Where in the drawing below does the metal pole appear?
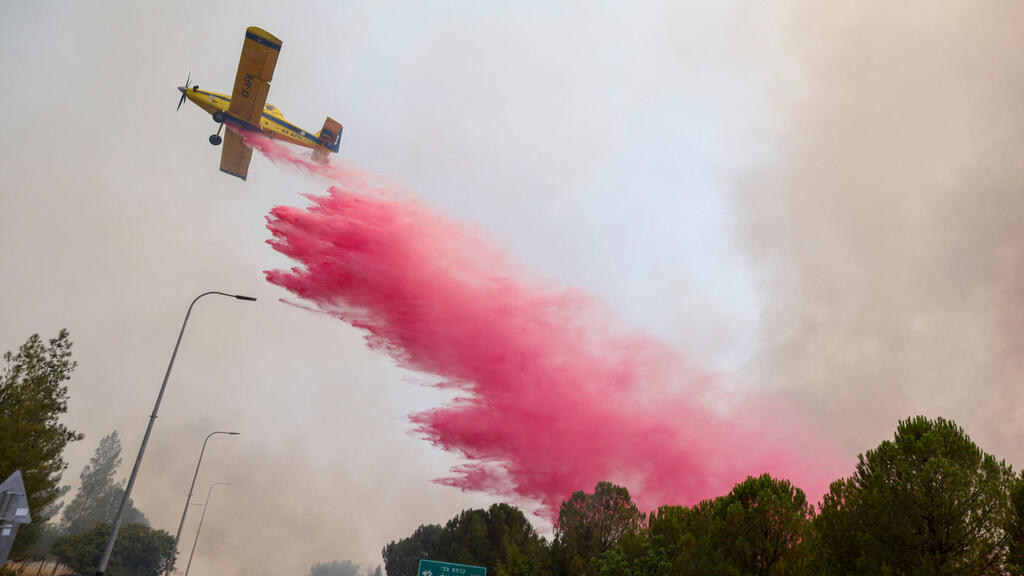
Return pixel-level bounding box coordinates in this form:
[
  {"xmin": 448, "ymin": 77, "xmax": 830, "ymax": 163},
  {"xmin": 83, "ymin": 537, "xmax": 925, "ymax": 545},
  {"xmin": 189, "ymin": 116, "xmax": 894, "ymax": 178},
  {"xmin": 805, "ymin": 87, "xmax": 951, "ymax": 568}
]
[
  {"xmin": 167, "ymin": 432, "xmax": 239, "ymax": 576},
  {"xmin": 183, "ymin": 483, "xmax": 231, "ymax": 576},
  {"xmin": 96, "ymin": 292, "xmax": 255, "ymax": 576}
]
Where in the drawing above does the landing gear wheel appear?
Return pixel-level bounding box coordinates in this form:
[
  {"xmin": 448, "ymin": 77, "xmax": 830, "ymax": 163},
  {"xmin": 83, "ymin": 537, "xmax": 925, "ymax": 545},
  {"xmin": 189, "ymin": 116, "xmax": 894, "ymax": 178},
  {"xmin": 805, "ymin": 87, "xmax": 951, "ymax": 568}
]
[
  {"xmin": 209, "ymin": 134, "xmax": 223, "ymax": 146},
  {"xmin": 212, "ymin": 111, "xmax": 225, "ymax": 123}
]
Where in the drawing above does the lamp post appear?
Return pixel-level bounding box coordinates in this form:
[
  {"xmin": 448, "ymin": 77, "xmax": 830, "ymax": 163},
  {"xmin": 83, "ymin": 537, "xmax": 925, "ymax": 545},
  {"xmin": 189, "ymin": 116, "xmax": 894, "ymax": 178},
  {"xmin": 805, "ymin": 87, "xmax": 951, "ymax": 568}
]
[
  {"xmin": 167, "ymin": 432, "xmax": 239, "ymax": 576},
  {"xmin": 96, "ymin": 292, "xmax": 255, "ymax": 576},
  {"xmin": 183, "ymin": 482, "xmax": 231, "ymax": 576}
]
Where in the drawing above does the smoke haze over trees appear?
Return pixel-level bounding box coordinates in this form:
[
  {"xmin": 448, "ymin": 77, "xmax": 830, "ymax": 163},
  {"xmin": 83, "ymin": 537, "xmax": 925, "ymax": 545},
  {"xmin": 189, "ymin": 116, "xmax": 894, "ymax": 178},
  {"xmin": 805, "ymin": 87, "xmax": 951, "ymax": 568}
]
[
  {"xmin": 309, "ymin": 560, "xmax": 382, "ymax": 576},
  {"xmin": 310, "ymin": 560, "xmax": 362, "ymax": 576},
  {"xmin": 61, "ymin": 430, "xmax": 148, "ymax": 536}
]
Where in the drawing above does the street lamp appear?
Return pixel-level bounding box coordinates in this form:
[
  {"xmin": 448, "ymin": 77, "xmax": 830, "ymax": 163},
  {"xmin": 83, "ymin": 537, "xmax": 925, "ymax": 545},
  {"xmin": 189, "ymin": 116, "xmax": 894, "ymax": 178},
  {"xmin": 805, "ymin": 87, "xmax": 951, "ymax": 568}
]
[
  {"xmin": 168, "ymin": 431, "xmax": 239, "ymax": 576},
  {"xmin": 183, "ymin": 482, "xmax": 231, "ymax": 576},
  {"xmin": 96, "ymin": 292, "xmax": 255, "ymax": 576}
]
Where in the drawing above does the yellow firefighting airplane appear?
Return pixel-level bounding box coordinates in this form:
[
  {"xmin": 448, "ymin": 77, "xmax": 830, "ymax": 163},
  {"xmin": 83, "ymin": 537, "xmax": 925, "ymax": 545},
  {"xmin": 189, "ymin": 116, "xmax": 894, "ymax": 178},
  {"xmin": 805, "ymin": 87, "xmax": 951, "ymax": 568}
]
[{"xmin": 177, "ymin": 27, "xmax": 342, "ymax": 181}]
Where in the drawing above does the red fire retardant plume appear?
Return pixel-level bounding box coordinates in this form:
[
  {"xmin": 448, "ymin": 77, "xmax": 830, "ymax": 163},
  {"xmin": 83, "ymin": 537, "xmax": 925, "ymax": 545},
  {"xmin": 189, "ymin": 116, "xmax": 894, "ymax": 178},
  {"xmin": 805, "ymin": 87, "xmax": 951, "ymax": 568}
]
[{"xmin": 246, "ymin": 132, "xmax": 843, "ymax": 518}]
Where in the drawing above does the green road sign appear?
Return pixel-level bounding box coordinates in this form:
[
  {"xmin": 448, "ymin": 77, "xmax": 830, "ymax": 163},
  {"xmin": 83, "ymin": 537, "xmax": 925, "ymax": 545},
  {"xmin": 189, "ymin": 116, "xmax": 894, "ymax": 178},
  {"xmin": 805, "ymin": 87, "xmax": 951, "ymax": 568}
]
[{"xmin": 417, "ymin": 559, "xmax": 486, "ymax": 576}]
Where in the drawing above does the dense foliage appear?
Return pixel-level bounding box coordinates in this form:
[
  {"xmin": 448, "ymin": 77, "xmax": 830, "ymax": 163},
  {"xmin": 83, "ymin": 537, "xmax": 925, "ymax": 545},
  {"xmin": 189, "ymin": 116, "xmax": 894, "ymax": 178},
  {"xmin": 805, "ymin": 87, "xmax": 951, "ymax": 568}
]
[
  {"xmin": 554, "ymin": 481, "xmax": 644, "ymax": 575},
  {"xmin": 1009, "ymin": 477, "xmax": 1024, "ymax": 576},
  {"xmin": 688, "ymin": 474, "xmax": 814, "ymax": 575},
  {"xmin": 0, "ymin": 330, "xmax": 83, "ymax": 558},
  {"xmin": 383, "ymin": 503, "xmax": 550, "ymax": 576},
  {"xmin": 51, "ymin": 522, "xmax": 174, "ymax": 576},
  {"xmin": 383, "ymin": 416, "xmax": 1024, "ymax": 576},
  {"xmin": 817, "ymin": 416, "xmax": 1018, "ymax": 575}
]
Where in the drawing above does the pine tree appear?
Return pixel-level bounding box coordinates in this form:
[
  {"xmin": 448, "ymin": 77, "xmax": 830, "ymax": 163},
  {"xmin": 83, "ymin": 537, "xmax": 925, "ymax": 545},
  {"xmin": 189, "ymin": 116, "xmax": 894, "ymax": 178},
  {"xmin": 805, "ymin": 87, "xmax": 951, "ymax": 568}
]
[
  {"xmin": 61, "ymin": 431, "xmax": 148, "ymax": 536},
  {"xmin": 817, "ymin": 416, "xmax": 1018, "ymax": 575},
  {"xmin": 0, "ymin": 330, "xmax": 83, "ymax": 558}
]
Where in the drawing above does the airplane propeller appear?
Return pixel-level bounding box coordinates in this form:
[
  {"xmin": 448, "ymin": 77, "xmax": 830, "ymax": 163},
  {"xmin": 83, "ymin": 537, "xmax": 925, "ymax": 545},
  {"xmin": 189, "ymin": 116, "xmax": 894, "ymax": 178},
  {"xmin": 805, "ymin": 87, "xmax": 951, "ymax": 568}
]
[{"xmin": 177, "ymin": 71, "xmax": 191, "ymax": 111}]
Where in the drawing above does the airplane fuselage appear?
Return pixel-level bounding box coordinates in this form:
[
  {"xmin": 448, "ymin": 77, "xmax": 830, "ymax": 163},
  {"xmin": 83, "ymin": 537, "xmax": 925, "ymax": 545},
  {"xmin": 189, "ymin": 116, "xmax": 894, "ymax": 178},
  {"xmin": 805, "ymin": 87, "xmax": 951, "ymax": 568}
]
[{"xmin": 180, "ymin": 86, "xmax": 323, "ymax": 150}]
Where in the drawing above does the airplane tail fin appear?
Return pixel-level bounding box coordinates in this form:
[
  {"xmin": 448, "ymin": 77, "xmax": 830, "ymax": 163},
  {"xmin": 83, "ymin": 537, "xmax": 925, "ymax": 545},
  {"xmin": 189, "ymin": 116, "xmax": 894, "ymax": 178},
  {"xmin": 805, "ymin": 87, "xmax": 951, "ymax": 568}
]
[{"xmin": 316, "ymin": 117, "xmax": 343, "ymax": 153}]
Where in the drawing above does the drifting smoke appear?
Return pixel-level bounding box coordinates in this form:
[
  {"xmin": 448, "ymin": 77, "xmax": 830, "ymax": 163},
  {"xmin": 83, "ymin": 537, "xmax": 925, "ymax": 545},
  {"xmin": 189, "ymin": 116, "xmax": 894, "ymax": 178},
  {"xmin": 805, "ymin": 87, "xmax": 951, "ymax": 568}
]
[
  {"xmin": 735, "ymin": 3, "xmax": 1024, "ymax": 459},
  {"xmin": 242, "ymin": 132, "xmax": 842, "ymax": 516}
]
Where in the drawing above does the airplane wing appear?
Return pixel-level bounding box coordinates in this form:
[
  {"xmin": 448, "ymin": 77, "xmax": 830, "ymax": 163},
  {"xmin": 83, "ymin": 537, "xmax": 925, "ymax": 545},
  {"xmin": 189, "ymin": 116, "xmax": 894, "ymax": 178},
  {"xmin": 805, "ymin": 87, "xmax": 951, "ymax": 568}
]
[
  {"xmin": 227, "ymin": 27, "xmax": 281, "ymax": 128},
  {"xmin": 219, "ymin": 129, "xmax": 253, "ymax": 181}
]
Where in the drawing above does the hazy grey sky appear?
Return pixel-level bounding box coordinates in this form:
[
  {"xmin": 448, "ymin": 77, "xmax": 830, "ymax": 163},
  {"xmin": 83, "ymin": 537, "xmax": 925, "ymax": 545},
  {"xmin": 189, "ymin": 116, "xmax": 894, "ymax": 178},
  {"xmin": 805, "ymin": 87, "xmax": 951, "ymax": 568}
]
[{"xmin": 2, "ymin": 1, "xmax": 1022, "ymax": 575}]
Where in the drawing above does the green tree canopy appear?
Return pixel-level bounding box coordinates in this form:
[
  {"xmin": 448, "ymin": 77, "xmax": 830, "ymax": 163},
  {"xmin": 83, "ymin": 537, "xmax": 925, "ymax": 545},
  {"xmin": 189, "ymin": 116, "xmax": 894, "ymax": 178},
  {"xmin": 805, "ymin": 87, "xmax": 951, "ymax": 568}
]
[
  {"xmin": 51, "ymin": 522, "xmax": 174, "ymax": 576},
  {"xmin": 61, "ymin": 431, "xmax": 148, "ymax": 536},
  {"xmin": 382, "ymin": 418, "xmax": 1022, "ymax": 576},
  {"xmin": 1008, "ymin": 474, "xmax": 1024, "ymax": 576},
  {"xmin": 691, "ymin": 474, "xmax": 815, "ymax": 576},
  {"xmin": 593, "ymin": 475, "xmax": 814, "ymax": 576},
  {"xmin": 816, "ymin": 415, "xmax": 1018, "ymax": 576},
  {"xmin": 592, "ymin": 505, "xmax": 699, "ymax": 576},
  {"xmin": 382, "ymin": 523, "xmax": 444, "ymax": 576},
  {"xmin": 554, "ymin": 481, "xmax": 643, "ymax": 575},
  {"xmin": 382, "ymin": 504, "xmax": 548, "ymax": 576},
  {"xmin": 0, "ymin": 330, "xmax": 83, "ymax": 558}
]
